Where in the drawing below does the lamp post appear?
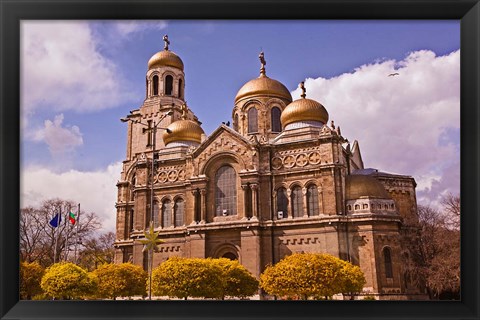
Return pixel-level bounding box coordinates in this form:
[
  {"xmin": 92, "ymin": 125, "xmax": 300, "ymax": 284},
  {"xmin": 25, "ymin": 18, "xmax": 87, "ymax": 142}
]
[{"xmin": 121, "ymin": 110, "xmax": 172, "ymax": 300}]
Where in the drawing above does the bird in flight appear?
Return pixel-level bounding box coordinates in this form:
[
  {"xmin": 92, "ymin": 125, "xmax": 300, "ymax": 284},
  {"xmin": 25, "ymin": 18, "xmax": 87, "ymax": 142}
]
[{"xmin": 388, "ymin": 72, "xmax": 400, "ymax": 77}]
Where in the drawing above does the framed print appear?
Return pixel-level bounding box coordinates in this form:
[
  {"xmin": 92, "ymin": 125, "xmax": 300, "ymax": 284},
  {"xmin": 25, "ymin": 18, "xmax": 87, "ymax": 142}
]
[{"xmin": 1, "ymin": 1, "xmax": 479, "ymax": 320}]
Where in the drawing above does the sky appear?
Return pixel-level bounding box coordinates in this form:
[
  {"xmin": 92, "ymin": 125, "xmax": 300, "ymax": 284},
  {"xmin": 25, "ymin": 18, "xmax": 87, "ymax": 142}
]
[{"xmin": 20, "ymin": 20, "xmax": 460, "ymax": 232}]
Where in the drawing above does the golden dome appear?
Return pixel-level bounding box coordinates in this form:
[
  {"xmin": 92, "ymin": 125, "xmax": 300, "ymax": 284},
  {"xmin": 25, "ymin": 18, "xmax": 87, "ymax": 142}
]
[
  {"xmin": 280, "ymin": 97, "xmax": 329, "ymax": 128},
  {"xmin": 345, "ymin": 175, "xmax": 391, "ymax": 200},
  {"xmin": 148, "ymin": 50, "xmax": 184, "ymax": 71},
  {"xmin": 163, "ymin": 119, "xmax": 204, "ymax": 145},
  {"xmin": 235, "ymin": 75, "xmax": 292, "ymax": 103}
]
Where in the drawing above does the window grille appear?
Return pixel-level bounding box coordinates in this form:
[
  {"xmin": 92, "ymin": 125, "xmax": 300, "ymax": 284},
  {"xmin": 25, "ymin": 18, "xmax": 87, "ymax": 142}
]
[{"xmin": 215, "ymin": 166, "xmax": 237, "ymax": 216}]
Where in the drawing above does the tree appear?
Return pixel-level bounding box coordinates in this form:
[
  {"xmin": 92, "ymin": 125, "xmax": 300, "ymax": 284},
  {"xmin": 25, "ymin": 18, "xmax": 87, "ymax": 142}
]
[
  {"xmin": 339, "ymin": 262, "xmax": 366, "ymax": 300},
  {"xmin": 20, "ymin": 199, "xmax": 102, "ymax": 267},
  {"xmin": 77, "ymin": 232, "xmax": 115, "ymax": 271},
  {"xmin": 401, "ymin": 194, "xmax": 460, "ymax": 299},
  {"xmin": 92, "ymin": 263, "xmax": 147, "ymax": 300},
  {"xmin": 210, "ymin": 258, "xmax": 259, "ymax": 299},
  {"xmin": 20, "ymin": 261, "xmax": 45, "ymax": 299},
  {"xmin": 138, "ymin": 224, "xmax": 164, "ymax": 300},
  {"xmin": 260, "ymin": 253, "xmax": 365, "ymax": 300},
  {"xmin": 40, "ymin": 262, "xmax": 97, "ymax": 299},
  {"xmin": 151, "ymin": 257, "xmax": 223, "ymax": 300}
]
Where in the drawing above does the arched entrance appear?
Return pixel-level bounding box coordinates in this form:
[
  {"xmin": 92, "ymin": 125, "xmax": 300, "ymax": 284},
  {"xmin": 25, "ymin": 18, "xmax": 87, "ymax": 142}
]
[{"xmin": 222, "ymin": 252, "xmax": 238, "ymax": 260}]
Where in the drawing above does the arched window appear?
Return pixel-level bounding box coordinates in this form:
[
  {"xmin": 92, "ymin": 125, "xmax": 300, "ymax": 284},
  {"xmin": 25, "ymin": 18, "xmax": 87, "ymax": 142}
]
[
  {"xmin": 363, "ymin": 203, "xmax": 368, "ymax": 209},
  {"xmin": 277, "ymin": 187, "xmax": 288, "ymax": 218},
  {"xmin": 244, "ymin": 184, "xmax": 252, "ymax": 219},
  {"xmin": 383, "ymin": 247, "xmax": 393, "ymax": 278},
  {"xmin": 165, "ymin": 75, "xmax": 173, "ymax": 95},
  {"xmin": 307, "ymin": 185, "xmax": 319, "ymax": 216},
  {"xmin": 153, "ymin": 201, "xmax": 160, "ymax": 228},
  {"xmin": 215, "ymin": 166, "xmax": 237, "ymax": 216},
  {"xmin": 355, "ymin": 204, "xmax": 360, "ymax": 210},
  {"xmin": 271, "ymin": 107, "xmax": 282, "ymax": 133},
  {"xmin": 174, "ymin": 198, "xmax": 185, "ymax": 227},
  {"xmin": 152, "ymin": 75, "xmax": 159, "ymax": 95},
  {"xmin": 291, "ymin": 186, "xmax": 303, "ymax": 218},
  {"xmin": 347, "ymin": 205, "xmax": 352, "ymax": 211},
  {"xmin": 178, "ymin": 78, "xmax": 183, "ymax": 98},
  {"xmin": 248, "ymin": 107, "xmax": 258, "ymax": 133},
  {"xmin": 162, "ymin": 199, "xmax": 172, "ymax": 227},
  {"xmin": 194, "ymin": 189, "xmax": 201, "ymax": 222}
]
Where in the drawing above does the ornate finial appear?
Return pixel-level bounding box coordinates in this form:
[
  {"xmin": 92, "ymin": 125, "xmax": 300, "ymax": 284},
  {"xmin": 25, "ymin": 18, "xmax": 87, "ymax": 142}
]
[
  {"xmin": 181, "ymin": 104, "xmax": 188, "ymax": 120},
  {"xmin": 300, "ymin": 81, "xmax": 306, "ymax": 98},
  {"xmin": 259, "ymin": 51, "xmax": 266, "ymax": 76},
  {"xmin": 163, "ymin": 34, "xmax": 170, "ymax": 51},
  {"xmin": 330, "ymin": 120, "xmax": 335, "ymax": 129}
]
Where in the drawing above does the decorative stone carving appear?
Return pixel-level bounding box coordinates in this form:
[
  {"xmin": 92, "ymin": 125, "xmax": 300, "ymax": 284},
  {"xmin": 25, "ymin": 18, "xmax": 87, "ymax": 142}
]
[
  {"xmin": 283, "ymin": 155, "xmax": 295, "ymax": 168},
  {"xmin": 296, "ymin": 154, "xmax": 308, "ymax": 167},
  {"xmin": 272, "ymin": 157, "xmax": 283, "ymax": 170},
  {"xmin": 308, "ymin": 151, "xmax": 321, "ymax": 165}
]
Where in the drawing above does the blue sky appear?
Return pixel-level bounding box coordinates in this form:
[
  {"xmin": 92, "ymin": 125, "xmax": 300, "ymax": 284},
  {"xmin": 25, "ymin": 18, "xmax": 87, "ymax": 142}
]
[{"xmin": 20, "ymin": 20, "xmax": 460, "ymax": 231}]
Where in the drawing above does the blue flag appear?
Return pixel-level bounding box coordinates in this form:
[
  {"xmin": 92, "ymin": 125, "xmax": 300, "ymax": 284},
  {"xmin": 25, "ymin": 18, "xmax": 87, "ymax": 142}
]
[{"xmin": 49, "ymin": 213, "xmax": 62, "ymax": 228}]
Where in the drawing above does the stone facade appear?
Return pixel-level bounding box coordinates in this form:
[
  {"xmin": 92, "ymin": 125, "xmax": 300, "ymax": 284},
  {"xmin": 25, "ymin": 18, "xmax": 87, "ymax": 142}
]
[{"xmin": 114, "ymin": 41, "xmax": 426, "ymax": 300}]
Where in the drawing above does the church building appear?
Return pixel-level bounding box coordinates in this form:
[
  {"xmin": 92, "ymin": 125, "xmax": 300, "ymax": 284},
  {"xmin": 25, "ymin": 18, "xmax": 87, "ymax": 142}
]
[{"xmin": 114, "ymin": 36, "xmax": 423, "ymax": 299}]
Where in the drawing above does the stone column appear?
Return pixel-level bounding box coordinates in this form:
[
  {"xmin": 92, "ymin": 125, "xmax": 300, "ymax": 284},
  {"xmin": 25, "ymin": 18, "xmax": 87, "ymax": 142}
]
[
  {"xmin": 272, "ymin": 190, "xmax": 277, "ymax": 220},
  {"xmin": 200, "ymin": 189, "xmax": 207, "ymax": 223},
  {"xmin": 251, "ymin": 183, "xmax": 259, "ymax": 220},
  {"xmin": 170, "ymin": 200, "xmax": 175, "ymax": 228},
  {"xmin": 302, "ymin": 187, "xmax": 308, "ymax": 217}
]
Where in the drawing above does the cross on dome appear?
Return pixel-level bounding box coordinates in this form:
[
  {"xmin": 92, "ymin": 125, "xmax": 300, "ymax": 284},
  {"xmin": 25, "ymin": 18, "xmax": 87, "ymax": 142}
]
[
  {"xmin": 163, "ymin": 34, "xmax": 170, "ymax": 50},
  {"xmin": 259, "ymin": 51, "xmax": 266, "ymax": 76},
  {"xmin": 300, "ymin": 81, "xmax": 306, "ymax": 98}
]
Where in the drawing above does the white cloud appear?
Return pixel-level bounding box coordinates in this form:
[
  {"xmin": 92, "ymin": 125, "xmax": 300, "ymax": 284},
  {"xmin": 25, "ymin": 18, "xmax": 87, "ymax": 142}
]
[
  {"xmin": 20, "ymin": 21, "xmax": 136, "ymax": 115},
  {"xmin": 113, "ymin": 20, "xmax": 168, "ymax": 37},
  {"xmin": 31, "ymin": 114, "xmax": 83, "ymax": 155},
  {"xmin": 294, "ymin": 50, "xmax": 460, "ymax": 206},
  {"xmin": 21, "ymin": 162, "xmax": 122, "ymax": 233}
]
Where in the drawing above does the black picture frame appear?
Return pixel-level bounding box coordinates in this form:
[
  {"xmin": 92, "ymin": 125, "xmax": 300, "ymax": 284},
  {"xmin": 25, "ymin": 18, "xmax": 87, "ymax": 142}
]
[{"xmin": 1, "ymin": 1, "xmax": 478, "ymax": 319}]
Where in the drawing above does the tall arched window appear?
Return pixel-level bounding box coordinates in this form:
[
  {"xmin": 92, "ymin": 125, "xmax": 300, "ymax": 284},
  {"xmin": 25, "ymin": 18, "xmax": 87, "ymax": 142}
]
[
  {"xmin": 277, "ymin": 187, "xmax": 288, "ymax": 218},
  {"xmin": 307, "ymin": 184, "xmax": 319, "ymax": 216},
  {"xmin": 383, "ymin": 247, "xmax": 393, "ymax": 278},
  {"xmin": 244, "ymin": 184, "xmax": 252, "ymax": 219},
  {"xmin": 165, "ymin": 75, "xmax": 173, "ymax": 95},
  {"xmin": 174, "ymin": 198, "xmax": 185, "ymax": 227},
  {"xmin": 153, "ymin": 201, "xmax": 160, "ymax": 228},
  {"xmin": 271, "ymin": 107, "xmax": 282, "ymax": 133},
  {"xmin": 194, "ymin": 189, "xmax": 201, "ymax": 222},
  {"xmin": 178, "ymin": 78, "xmax": 183, "ymax": 98},
  {"xmin": 152, "ymin": 75, "xmax": 159, "ymax": 96},
  {"xmin": 215, "ymin": 165, "xmax": 237, "ymax": 216},
  {"xmin": 162, "ymin": 199, "xmax": 172, "ymax": 227},
  {"xmin": 291, "ymin": 186, "xmax": 303, "ymax": 218},
  {"xmin": 248, "ymin": 107, "xmax": 258, "ymax": 133}
]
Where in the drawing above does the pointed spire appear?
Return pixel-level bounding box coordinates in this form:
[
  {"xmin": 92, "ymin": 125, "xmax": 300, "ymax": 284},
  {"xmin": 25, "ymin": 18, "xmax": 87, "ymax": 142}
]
[
  {"xmin": 163, "ymin": 34, "xmax": 170, "ymax": 51},
  {"xmin": 259, "ymin": 51, "xmax": 266, "ymax": 77},
  {"xmin": 300, "ymin": 81, "xmax": 306, "ymax": 98}
]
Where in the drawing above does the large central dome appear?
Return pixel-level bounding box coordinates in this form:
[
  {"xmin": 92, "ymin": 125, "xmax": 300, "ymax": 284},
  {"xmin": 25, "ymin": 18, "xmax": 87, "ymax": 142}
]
[
  {"xmin": 235, "ymin": 74, "xmax": 292, "ymax": 103},
  {"xmin": 148, "ymin": 50, "xmax": 184, "ymax": 71}
]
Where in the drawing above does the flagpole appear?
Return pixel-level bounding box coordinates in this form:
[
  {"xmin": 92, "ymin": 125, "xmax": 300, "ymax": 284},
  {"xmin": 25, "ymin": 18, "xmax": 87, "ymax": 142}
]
[
  {"xmin": 53, "ymin": 213, "xmax": 60, "ymax": 264},
  {"xmin": 74, "ymin": 203, "xmax": 80, "ymax": 264},
  {"xmin": 63, "ymin": 206, "xmax": 70, "ymax": 262}
]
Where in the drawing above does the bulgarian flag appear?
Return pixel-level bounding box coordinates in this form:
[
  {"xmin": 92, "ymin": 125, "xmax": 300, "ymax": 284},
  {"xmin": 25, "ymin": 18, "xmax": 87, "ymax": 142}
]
[{"xmin": 69, "ymin": 212, "xmax": 77, "ymax": 225}]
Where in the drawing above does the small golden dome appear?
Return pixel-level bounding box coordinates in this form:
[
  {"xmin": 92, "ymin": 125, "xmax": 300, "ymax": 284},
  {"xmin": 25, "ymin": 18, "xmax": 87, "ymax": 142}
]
[
  {"xmin": 163, "ymin": 119, "xmax": 204, "ymax": 145},
  {"xmin": 280, "ymin": 97, "xmax": 329, "ymax": 128},
  {"xmin": 234, "ymin": 75, "xmax": 292, "ymax": 103},
  {"xmin": 148, "ymin": 50, "xmax": 184, "ymax": 71},
  {"xmin": 345, "ymin": 175, "xmax": 391, "ymax": 200}
]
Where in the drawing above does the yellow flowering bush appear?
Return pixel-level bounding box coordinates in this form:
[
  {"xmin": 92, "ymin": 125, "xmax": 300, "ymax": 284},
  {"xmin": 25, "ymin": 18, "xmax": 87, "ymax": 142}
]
[
  {"xmin": 40, "ymin": 262, "xmax": 97, "ymax": 299},
  {"xmin": 92, "ymin": 263, "xmax": 147, "ymax": 300}
]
